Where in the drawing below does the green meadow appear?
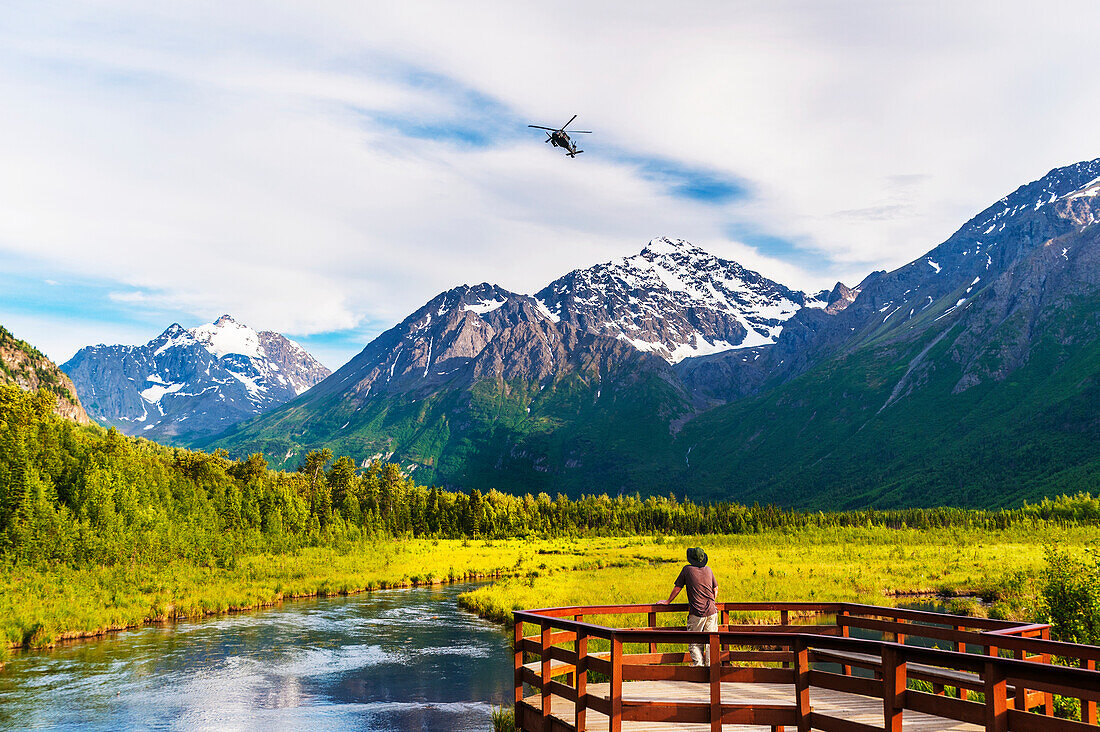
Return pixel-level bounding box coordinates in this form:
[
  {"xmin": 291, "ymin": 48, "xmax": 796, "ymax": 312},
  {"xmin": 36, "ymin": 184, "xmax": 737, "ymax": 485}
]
[
  {"xmin": 0, "ymin": 536, "xmax": 669, "ymax": 651},
  {"xmin": 459, "ymin": 525, "xmax": 1093, "ymax": 629}
]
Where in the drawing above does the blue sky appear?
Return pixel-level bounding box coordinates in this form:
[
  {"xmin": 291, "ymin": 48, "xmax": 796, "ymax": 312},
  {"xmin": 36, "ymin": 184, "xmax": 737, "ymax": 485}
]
[{"xmin": 2, "ymin": 2, "xmax": 1100, "ymax": 368}]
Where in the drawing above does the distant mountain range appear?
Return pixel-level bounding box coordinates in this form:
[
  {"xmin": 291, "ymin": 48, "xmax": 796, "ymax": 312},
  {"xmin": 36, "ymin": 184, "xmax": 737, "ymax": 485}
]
[
  {"xmin": 190, "ymin": 240, "xmax": 839, "ymax": 481},
  {"xmin": 62, "ymin": 315, "xmax": 330, "ymax": 442},
  {"xmin": 57, "ymin": 157, "xmax": 1100, "ymax": 509},
  {"xmin": 0, "ymin": 325, "xmax": 91, "ymax": 424}
]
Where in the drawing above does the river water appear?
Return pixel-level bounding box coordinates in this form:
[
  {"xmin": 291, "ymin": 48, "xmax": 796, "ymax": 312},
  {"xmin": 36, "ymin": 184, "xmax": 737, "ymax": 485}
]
[{"xmin": 0, "ymin": 584, "xmax": 512, "ymax": 731}]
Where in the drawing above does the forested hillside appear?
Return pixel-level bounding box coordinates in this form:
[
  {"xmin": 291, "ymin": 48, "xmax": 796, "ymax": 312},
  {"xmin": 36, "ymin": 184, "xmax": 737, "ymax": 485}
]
[{"xmin": 5, "ymin": 384, "xmax": 1100, "ymax": 572}]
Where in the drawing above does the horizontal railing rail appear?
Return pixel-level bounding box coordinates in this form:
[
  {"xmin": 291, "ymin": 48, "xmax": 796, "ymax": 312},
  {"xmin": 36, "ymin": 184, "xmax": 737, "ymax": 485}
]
[{"xmin": 514, "ymin": 601, "xmax": 1100, "ymax": 732}]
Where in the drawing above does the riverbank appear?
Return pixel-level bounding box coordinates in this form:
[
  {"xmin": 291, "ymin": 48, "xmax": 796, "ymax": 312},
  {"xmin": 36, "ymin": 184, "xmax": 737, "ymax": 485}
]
[
  {"xmin": 6, "ymin": 524, "xmax": 1088, "ymax": 656},
  {"xmin": 1, "ymin": 536, "xmax": 670, "ymax": 652},
  {"xmin": 458, "ymin": 525, "xmax": 1088, "ymax": 626}
]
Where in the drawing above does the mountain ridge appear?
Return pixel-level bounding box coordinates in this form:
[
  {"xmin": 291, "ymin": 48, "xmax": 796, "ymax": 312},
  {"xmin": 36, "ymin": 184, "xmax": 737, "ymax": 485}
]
[
  {"xmin": 188, "ymin": 157, "xmax": 1100, "ymax": 507},
  {"xmin": 63, "ymin": 315, "xmax": 330, "ymax": 442}
]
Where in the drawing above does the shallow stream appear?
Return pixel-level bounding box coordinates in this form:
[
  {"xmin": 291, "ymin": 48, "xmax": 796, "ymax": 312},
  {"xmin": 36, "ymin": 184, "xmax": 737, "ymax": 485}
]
[{"xmin": 0, "ymin": 583, "xmax": 512, "ymax": 731}]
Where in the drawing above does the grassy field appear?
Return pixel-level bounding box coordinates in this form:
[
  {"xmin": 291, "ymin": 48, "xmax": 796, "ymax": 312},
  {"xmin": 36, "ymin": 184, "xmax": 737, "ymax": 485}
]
[
  {"xmin": 4, "ymin": 523, "xmax": 1088, "ymax": 658},
  {"xmin": 458, "ymin": 525, "xmax": 1091, "ymax": 629},
  {"xmin": 0, "ymin": 536, "xmax": 671, "ymax": 652}
]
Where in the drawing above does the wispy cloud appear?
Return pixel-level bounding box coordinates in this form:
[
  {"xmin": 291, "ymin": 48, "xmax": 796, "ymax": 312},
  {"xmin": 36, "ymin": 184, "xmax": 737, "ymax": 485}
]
[{"xmin": 2, "ymin": 1, "xmax": 1100, "ymax": 368}]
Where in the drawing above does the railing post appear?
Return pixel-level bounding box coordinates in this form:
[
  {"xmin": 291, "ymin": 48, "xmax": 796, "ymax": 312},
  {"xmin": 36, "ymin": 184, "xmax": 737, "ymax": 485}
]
[
  {"xmin": 541, "ymin": 621, "xmax": 553, "ymax": 728},
  {"xmin": 575, "ymin": 626, "xmax": 587, "ymax": 732},
  {"xmin": 610, "ymin": 634, "xmax": 622, "ymax": 732},
  {"xmin": 1013, "ymin": 647, "xmax": 1027, "ymax": 711},
  {"xmin": 882, "ymin": 645, "xmax": 905, "ymax": 732},
  {"xmin": 794, "ymin": 636, "xmax": 811, "ymax": 732},
  {"xmin": 1040, "ymin": 626, "xmax": 1053, "ymax": 714},
  {"xmin": 515, "ymin": 617, "xmax": 524, "ymax": 706},
  {"xmin": 780, "ymin": 609, "xmax": 791, "ymax": 670},
  {"xmin": 838, "ymin": 609, "xmax": 851, "ymax": 676},
  {"xmin": 721, "ymin": 606, "xmax": 729, "ymax": 656},
  {"xmin": 1083, "ymin": 658, "xmax": 1097, "ymax": 724},
  {"xmin": 710, "ymin": 632, "xmax": 721, "ymax": 732},
  {"xmin": 955, "ymin": 625, "xmax": 968, "ymax": 700},
  {"xmin": 984, "ymin": 658, "xmax": 1007, "ymax": 732},
  {"xmin": 648, "ymin": 610, "xmax": 657, "ymax": 654}
]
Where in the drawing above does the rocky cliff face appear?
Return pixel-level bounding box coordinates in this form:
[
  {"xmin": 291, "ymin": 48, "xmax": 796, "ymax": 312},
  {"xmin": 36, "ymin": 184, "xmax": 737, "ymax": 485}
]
[
  {"xmin": 0, "ymin": 326, "xmax": 92, "ymax": 424},
  {"xmin": 537, "ymin": 237, "xmax": 824, "ymax": 362},
  {"xmin": 63, "ymin": 315, "xmax": 330, "ymax": 442}
]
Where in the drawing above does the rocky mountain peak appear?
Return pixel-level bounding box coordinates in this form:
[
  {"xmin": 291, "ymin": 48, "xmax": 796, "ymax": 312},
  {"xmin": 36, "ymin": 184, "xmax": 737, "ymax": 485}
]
[
  {"xmin": 62, "ymin": 316, "xmax": 330, "ymax": 442},
  {"xmin": 537, "ymin": 238, "xmax": 817, "ymax": 363},
  {"xmin": 963, "ymin": 157, "xmax": 1100, "ymax": 238}
]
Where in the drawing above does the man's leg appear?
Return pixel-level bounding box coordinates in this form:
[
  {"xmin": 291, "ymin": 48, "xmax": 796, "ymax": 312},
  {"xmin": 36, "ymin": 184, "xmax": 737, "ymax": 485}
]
[
  {"xmin": 686, "ymin": 614, "xmax": 706, "ymax": 666},
  {"xmin": 702, "ymin": 612, "xmax": 719, "ymax": 665}
]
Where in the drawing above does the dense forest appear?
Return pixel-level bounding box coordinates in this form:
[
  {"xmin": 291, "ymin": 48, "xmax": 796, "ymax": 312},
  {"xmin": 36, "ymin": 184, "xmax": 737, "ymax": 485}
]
[{"xmin": 3, "ymin": 384, "xmax": 1100, "ymax": 569}]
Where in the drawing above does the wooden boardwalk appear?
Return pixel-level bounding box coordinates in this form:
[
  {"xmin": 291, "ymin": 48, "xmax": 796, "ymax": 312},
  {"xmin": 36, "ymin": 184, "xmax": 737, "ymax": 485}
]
[
  {"xmin": 512, "ymin": 601, "xmax": 1100, "ymax": 731},
  {"xmin": 524, "ymin": 680, "xmax": 982, "ymax": 730}
]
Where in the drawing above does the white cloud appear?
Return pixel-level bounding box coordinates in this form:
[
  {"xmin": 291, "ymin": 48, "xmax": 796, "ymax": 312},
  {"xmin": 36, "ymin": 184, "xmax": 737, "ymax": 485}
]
[{"xmin": 2, "ymin": 1, "xmax": 1099, "ymax": 366}]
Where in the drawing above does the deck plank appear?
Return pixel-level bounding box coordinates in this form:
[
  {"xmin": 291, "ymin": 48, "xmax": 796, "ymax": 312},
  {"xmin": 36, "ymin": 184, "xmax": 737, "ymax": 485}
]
[{"xmin": 524, "ymin": 679, "xmax": 982, "ymax": 731}]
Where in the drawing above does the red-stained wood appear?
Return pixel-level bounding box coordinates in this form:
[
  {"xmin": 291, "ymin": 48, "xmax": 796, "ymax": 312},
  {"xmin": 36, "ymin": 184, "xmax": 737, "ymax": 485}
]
[
  {"xmin": 905, "ymin": 689, "xmax": 985, "ymax": 725},
  {"xmin": 541, "ymin": 621, "xmax": 553, "ymax": 729},
  {"xmin": 1085, "ymin": 658, "xmax": 1098, "ymax": 724},
  {"xmin": 610, "ymin": 636, "xmax": 622, "ymax": 732},
  {"xmin": 709, "ymin": 634, "xmax": 721, "ymax": 732},
  {"xmin": 882, "ymin": 645, "xmax": 905, "ymax": 732},
  {"xmin": 515, "ymin": 600, "xmax": 1100, "ymax": 732},
  {"xmin": 984, "ymin": 659, "xmax": 1008, "ymax": 732},
  {"xmin": 1043, "ymin": 625, "xmax": 1056, "ymax": 715},
  {"xmin": 574, "ymin": 628, "xmax": 587, "ymax": 732},
  {"xmin": 838, "ymin": 609, "xmax": 852, "ymax": 677},
  {"xmin": 515, "ymin": 617, "xmax": 525, "ymax": 705},
  {"xmin": 793, "ymin": 637, "xmax": 811, "ymax": 732}
]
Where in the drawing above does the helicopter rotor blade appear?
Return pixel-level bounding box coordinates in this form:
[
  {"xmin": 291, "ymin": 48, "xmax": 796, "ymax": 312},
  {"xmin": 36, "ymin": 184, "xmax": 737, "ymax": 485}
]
[
  {"xmin": 569, "ymin": 130, "xmax": 592, "ymax": 134},
  {"xmin": 561, "ymin": 114, "xmax": 578, "ymax": 130},
  {"xmin": 528, "ymin": 125, "xmax": 557, "ymax": 131}
]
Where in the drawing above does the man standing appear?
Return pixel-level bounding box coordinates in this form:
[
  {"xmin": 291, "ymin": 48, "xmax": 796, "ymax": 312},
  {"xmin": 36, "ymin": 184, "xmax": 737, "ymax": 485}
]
[{"xmin": 658, "ymin": 547, "xmax": 719, "ymax": 666}]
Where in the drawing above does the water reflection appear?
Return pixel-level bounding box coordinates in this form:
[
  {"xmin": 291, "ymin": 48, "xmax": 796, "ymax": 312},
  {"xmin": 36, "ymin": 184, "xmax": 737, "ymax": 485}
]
[{"xmin": 0, "ymin": 584, "xmax": 511, "ymax": 731}]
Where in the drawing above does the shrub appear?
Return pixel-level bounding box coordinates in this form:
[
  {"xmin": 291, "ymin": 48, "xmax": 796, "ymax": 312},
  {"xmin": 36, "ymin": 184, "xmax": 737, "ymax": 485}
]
[{"xmin": 1041, "ymin": 546, "xmax": 1100, "ymax": 645}]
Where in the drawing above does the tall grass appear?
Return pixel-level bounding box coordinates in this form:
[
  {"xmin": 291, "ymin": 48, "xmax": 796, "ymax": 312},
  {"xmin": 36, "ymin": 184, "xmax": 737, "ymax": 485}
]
[
  {"xmin": 459, "ymin": 525, "xmax": 1092, "ymax": 628},
  {"xmin": 0, "ymin": 536, "xmax": 666, "ymax": 648}
]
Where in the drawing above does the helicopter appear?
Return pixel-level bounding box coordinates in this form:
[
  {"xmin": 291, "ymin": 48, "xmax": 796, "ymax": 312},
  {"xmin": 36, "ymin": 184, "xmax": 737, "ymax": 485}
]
[{"xmin": 528, "ymin": 115, "xmax": 591, "ymax": 157}]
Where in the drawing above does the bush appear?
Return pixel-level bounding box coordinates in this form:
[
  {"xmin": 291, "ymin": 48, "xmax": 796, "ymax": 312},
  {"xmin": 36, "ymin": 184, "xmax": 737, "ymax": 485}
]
[{"xmin": 1041, "ymin": 546, "xmax": 1100, "ymax": 644}]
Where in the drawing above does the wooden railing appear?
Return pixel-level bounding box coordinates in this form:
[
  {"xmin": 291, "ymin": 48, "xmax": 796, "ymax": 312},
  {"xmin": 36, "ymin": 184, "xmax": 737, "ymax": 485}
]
[{"xmin": 512, "ymin": 601, "xmax": 1100, "ymax": 731}]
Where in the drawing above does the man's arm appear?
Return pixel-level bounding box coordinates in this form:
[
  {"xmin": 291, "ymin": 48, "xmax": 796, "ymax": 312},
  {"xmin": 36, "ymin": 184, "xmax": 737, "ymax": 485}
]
[{"xmin": 657, "ymin": 585, "xmax": 682, "ymax": 605}]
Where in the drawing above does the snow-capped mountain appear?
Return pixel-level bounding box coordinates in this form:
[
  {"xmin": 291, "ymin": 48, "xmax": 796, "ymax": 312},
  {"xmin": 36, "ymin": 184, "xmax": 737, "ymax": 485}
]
[
  {"xmin": 62, "ymin": 315, "xmax": 330, "ymax": 441},
  {"xmin": 207, "ymin": 156, "xmax": 1100, "ymax": 508},
  {"xmin": 307, "ymin": 281, "xmax": 660, "ymax": 405},
  {"xmin": 537, "ymin": 237, "xmax": 825, "ymax": 363},
  {"xmin": 760, "ymin": 157, "xmax": 1100, "ymax": 387}
]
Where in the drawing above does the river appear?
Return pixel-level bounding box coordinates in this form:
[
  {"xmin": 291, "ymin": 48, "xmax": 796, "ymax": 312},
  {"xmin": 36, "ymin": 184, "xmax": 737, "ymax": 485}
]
[{"xmin": 0, "ymin": 584, "xmax": 512, "ymax": 731}]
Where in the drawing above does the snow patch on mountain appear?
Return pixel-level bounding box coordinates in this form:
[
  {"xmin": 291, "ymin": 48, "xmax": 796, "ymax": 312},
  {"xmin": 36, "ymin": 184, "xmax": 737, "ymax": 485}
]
[
  {"xmin": 63, "ymin": 315, "xmax": 331, "ymax": 441},
  {"xmin": 536, "ymin": 237, "xmax": 817, "ymax": 363}
]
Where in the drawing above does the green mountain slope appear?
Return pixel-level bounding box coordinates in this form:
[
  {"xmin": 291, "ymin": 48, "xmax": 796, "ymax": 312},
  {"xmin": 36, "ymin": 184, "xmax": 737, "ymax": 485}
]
[
  {"xmin": 201, "ymin": 368, "xmax": 689, "ymax": 495},
  {"xmin": 680, "ymin": 238, "xmax": 1100, "ymax": 508}
]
